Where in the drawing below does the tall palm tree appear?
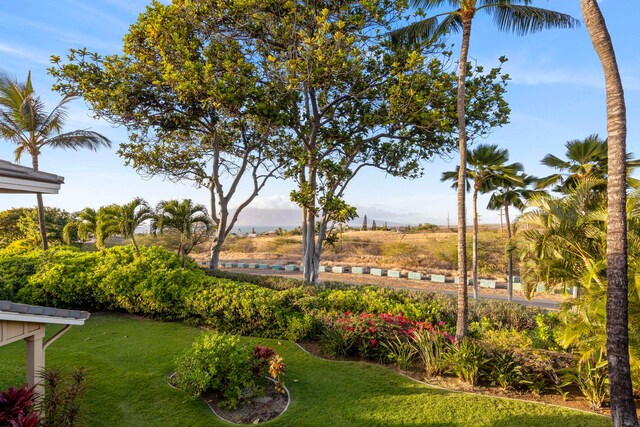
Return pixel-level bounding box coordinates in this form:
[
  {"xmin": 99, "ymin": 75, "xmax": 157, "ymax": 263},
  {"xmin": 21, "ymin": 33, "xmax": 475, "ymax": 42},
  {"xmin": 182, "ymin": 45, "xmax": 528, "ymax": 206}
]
[
  {"xmin": 580, "ymin": 0, "xmax": 639, "ymax": 424},
  {"xmin": 442, "ymin": 144, "xmax": 521, "ymax": 300},
  {"xmin": 487, "ymin": 172, "xmax": 535, "ymax": 302},
  {"xmin": 0, "ymin": 72, "xmax": 111, "ymax": 250},
  {"xmin": 100, "ymin": 198, "xmax": 154, "ymax": 255},
  {"xmin": 152, "ymin": 199, "xmax": 212, "ymax": 267},
  {"xmin": 392, "ymin": 0, "xmax": 578, "ymax": 340}
]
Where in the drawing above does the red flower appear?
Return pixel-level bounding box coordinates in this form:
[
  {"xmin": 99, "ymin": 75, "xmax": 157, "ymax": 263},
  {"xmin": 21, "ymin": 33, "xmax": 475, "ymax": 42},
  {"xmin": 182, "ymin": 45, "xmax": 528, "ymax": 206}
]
[
  {"xmin": 370, "ymin": 339, "xmax": 378, "ymax": 346},
  {"xmin": 369, "ymin": 327, "xmax": 376, "ymax": 333}
]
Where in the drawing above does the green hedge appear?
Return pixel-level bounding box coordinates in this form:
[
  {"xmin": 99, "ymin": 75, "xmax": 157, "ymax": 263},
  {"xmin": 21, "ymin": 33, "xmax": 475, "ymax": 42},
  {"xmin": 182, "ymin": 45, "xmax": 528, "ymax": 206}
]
[{"xmin": 1, "ymin": 246, "xmax": 547, "ymax": 341}]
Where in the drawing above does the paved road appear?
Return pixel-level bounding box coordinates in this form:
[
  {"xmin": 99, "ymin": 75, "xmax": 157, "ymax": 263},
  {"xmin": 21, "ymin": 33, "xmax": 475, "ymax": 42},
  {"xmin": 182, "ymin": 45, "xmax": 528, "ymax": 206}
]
[{"xmin": 219, "ymin": 267, "xmax": 561, "ymax": 310}]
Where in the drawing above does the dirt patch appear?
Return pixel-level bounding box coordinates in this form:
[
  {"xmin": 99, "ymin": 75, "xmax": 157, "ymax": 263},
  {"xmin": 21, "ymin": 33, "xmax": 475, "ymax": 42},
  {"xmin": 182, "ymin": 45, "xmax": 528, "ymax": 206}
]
[{"xmin": 203, "ymin": 378, "xmax": 289, "ymax": 425}]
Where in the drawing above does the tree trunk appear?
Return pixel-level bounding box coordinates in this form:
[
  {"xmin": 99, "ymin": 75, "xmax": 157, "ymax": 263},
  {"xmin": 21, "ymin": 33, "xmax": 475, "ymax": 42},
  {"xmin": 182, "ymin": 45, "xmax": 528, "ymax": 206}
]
[
  {"xmin": 472, "ymin": 187, "xmax": 479, "ymax": 300},
  {"xmin": 581, "ymin": 1, "xmax": 638, "ymax": 425},
  {"xmin": 31, "ymin": 156, "xmax": 49, "ymax": 250},
  {"xmin": 131, "ymin": 235, "xmax": 140, "ymax": 255},
  {"xmin": 302, "ymin": 167, "xmax": 318, "ymax": 283},
  {"xmin": 455, "ymin": 16, "xmax": 472, "ymax": 341},
  {"xmin": 302, "ymin": 208, "xmax": 316, "ymax": 283},
  {"xmin": 209, "ymin": 207, "xmax": 228, "ymax": 270},
  {"xmin": 505, "ymin": 203, "xmax": 513, "ymax": 303}
]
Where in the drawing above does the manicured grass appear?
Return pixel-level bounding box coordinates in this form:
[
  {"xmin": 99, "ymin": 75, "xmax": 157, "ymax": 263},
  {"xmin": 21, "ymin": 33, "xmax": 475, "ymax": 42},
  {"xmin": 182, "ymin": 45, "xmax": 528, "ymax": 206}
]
[{"xmin": 0, "ymin": 314, "xmax": 611, "ymax": 426}]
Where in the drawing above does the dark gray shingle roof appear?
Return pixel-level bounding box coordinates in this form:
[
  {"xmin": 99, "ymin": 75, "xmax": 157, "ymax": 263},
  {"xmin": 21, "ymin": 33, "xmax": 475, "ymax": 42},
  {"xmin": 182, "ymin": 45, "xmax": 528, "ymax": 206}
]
[
  {"xmin": 0, "ymin": 160, "xmax": 65, "ymax": 185},
  {"xmin": 0, "ymin": 301, "xmax": 89, "ymax": 321}
]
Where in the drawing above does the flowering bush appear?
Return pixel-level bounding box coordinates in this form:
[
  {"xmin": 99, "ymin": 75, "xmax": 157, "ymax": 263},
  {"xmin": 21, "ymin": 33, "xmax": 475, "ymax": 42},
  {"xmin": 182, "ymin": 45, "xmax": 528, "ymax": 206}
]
[{"xmin": 323, "ymin": 312, "xmax": 454, "ymax": 361}]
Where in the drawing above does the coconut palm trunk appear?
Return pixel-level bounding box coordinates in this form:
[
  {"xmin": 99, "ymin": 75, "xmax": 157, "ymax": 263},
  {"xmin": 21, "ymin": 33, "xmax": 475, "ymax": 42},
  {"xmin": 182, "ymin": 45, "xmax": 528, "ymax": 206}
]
[
  {"xmin": 504, "ymin": 203, "xmax": 513, "ymax": 302},
  {"xmin": 472, "ymin": 184, "xmax": 479, "ymax": 300},
  {"xmin": 455, "ymin": 16, "xmax": 472, "ymax": 341},
  {"xmin": 580, "ymin": 1, "xmax": 638, "ymax": 425},
  {"xmin": 31, "ymin": 155, "xmax": 49, "ymax": 250}
]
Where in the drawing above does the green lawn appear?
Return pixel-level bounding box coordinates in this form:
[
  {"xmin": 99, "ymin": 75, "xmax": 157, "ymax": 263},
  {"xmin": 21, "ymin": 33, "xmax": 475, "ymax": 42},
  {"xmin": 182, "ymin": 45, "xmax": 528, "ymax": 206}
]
[{"xmin": 0, "ymin": 314, "xmax": 611, "ymax": 426}]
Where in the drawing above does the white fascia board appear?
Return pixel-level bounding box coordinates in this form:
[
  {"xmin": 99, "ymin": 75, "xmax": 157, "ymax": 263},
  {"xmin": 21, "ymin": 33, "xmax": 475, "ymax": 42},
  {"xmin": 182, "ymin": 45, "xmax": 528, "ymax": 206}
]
[
  {"xmin": 0, "ymin": 176, "xmax": 61, "ymax": 194},
  {"xmin": 0, "ymin": 312, "xmax": 86, "ymax": 326}
]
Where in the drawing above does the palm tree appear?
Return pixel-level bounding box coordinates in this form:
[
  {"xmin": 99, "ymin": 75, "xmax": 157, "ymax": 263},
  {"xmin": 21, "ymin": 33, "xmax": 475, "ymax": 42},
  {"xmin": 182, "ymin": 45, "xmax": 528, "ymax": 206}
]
[
  {"xmin": 152, "ymin": 199, "xmax": 212, "ymax": 267},
  {"xmin": 442, "ymin": 144, "xmax": 521, "ymax": 300},
  {"xmin": 392, "ymin": 0, "xmax": 578, "ymax": 340},
  {"xmin": 63, "ymin": 207, "xmax": 99, "ymax": 246},
  {"xmin": 0, "ymin": 71, "xmax": 111, "ymax": 250},
  {"xmin": 487, "ymin": 172, "xmax": 536, "ymax": 302},
  {"xmin": 100, "ymin": 198, "xmax": 154, "ymax": 255},
  {"xmin": 580, "ymin": 0, "xmax": 639, "ymax": 424},
  {"xmin": 537, "ymin": 134, "xmax": 640, "ymax": 194}
]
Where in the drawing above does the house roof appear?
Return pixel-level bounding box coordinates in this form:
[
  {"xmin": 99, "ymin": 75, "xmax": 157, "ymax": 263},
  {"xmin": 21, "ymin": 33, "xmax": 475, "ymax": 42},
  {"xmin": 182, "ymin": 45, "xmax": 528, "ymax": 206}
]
[
  {"xmin": 0, "ymin": 160, "xmax": 65, "ymax": 194},
  {"xmin": 0, "ymin": 301, "xmax": 90, "ymax": 325}
]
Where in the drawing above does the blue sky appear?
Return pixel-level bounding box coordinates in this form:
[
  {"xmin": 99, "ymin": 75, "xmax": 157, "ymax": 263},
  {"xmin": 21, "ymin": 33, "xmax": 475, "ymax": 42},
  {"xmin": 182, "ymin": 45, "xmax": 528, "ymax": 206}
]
[{"xmin": 0, "ymin": 0, "xmax": 638, "ymax": 226}]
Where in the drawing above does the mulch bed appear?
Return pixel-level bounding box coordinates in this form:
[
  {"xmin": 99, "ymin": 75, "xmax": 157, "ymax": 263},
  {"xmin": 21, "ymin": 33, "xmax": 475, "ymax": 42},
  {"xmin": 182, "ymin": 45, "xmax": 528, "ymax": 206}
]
[{"xmin": 202, "ymin": 378, "xmax": 289, "ymax": 425}]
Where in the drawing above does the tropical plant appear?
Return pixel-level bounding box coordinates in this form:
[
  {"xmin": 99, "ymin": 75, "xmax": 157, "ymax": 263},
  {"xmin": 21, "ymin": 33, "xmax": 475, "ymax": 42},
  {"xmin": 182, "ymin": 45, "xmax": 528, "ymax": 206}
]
[
  {"xmin": 152, "ymin": 199, "xmax": 211, "ymax": 267},
  {"xmin": 0, "ymin": 384, "xmax": 38, "ymax": 426},
  {"xmin": 580, "ymin": 1, "xmax": 637, "ymax": 421},
  {"xmin": 487, "ymin": 351, "xmax": 522, "ymax": 390},
  {"xmin": 381, "ymin": 335, "xmax": 418, "ymax": 370},
  {"xmin": 487, "ymin": 171, "xmax": 537, "ymax": 301},
  {"xmin": 442, "ymin": 144, "xmax": 522, "ymax": 299},
  {"xmin": 63, "ymin": 208, "xmax": 99, "ymax": 246},
  {"xmin": 392, "ymin": 0, "xmax": 577, "ymax": 340},
  {"xmin": 412, "ymin": 326, "xmax": 453, "ymax": 376},
  {"xmin": 537, "ymin": 134, "xmax": 640, "ymax": 194},
  {"xmin": 0, "ymin": 71, "xmax": 111, "ymax": 250},
  {"xmin": 563, "ymin": 349, "xmax": 609, "ymax": 411},
  {"xmin": 446, "ymin": 338, "xmax": 488, "ymax": 387},
  {"xmin": 99, "ymin": 198, "xmax": 154, "ymax": 255},
  {"xmin": 39, "ymin": 368, "xmax": 86, "ymax": 427}
]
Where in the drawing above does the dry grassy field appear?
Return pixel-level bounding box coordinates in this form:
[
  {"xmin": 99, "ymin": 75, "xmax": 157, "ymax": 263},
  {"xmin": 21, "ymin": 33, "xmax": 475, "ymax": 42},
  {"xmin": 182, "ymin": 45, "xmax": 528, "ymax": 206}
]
[{"xmin": 200, "ymin": 226, "xmax": 511, "ymax": 280}]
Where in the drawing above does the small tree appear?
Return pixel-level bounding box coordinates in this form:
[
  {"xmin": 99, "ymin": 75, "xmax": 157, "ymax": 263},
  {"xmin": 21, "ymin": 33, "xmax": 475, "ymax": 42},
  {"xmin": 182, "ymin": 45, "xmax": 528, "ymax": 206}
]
[
  {"xmin": 362, "ymin": 215, "xmax": 368, "ymax": 232},
  {"xmin": 100, "ymin": 198, "xmax": 154, "ymax": 255},
  {"xmin": 152, "ymin": 199, "xmax": 212, "ymax": 267},
  {"xmin": 371, "ymin": 220, "xmax": 377, "ymax": 231}
]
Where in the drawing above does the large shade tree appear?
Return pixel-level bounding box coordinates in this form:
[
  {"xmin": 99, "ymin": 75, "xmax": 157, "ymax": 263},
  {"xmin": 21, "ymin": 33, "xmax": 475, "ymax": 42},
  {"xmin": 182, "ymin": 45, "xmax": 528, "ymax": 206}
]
[
  {"xmin": 392, "ymin": 0, "xmax": 578, "ymax": 340},
  {"xmin": 0, "ymin": 72, "xmax": 111, "ymax": 250},
  {"xmin": 580, "ymin": 0, "xmax": 639, "ymax": 424},
  {"xmin": 180, "ymin": 0, "xmax": 510, "ymax": 283},
  {"xmin": 50, "ymin": 1, "xmax": 288, "ymax": 269}
]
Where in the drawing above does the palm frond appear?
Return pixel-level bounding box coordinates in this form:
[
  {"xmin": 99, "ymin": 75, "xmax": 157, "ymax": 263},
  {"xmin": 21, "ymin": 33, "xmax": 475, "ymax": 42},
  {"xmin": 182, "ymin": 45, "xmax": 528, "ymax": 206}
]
[
  {"xmin": 485, "ymin": 5, "xmax": 579, "ymax": 36},
  {"xmin": 46, "ymin": 130, "xmax": 112, "ymax": 151}
]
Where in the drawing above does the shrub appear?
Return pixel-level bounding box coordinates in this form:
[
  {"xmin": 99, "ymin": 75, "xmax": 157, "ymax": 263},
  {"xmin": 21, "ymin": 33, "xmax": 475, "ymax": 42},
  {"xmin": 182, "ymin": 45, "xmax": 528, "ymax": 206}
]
[
  {"xmin": 565, "ymin": 350, "xmax": 609, "ymax": 410},
  {"xmin": 380, "ymin": 335, "xmax": 417, "ymax": 370},
  {"xmin": 17, "ymin": 249, "xmax": 102, "ymax": 310},
  {"xmin": 40, "ymin": 368, "xmax": 86, "ymax": 427},
  {"xmin": 323, "ymin": 312, "xmax": 426, "ymax": 360},
  {"xmin": 319, "ymin": 324, "xmax": 355, "ymax": 358},
  {"xmin": 447, "ymin": 339, "xmax": 488, "ymax": 387},
  {"xmin": 0, "ymin": 384, "xmax": 38, "ymax": 427},
  {"xmin": 412, "ymin": 323, "xmax": 454, "ymax": 377},
  {"xmin": 173, "ymin": 333, "xmax": 261, "ymax": 409},
  {"xmin": 487, "ymin": 351, "xmax": 522, "ymax": 390}
]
